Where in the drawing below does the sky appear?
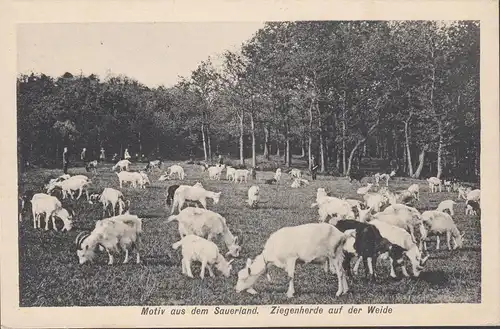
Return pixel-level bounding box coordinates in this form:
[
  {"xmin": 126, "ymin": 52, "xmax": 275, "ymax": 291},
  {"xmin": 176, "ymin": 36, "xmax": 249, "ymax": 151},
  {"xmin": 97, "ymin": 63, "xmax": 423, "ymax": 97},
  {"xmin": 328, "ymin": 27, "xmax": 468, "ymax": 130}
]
[{"xmin": 17, "ymin": 22, "xmax": 264, "ymax": 88}]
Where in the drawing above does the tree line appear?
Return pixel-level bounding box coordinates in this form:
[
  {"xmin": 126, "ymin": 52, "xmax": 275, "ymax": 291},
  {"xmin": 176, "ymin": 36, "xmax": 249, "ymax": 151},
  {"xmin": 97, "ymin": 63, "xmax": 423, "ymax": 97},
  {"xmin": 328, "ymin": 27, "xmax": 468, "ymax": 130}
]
[{"xmin": 17, "ymin": 20, "xmax": 480, "ymax": 181}]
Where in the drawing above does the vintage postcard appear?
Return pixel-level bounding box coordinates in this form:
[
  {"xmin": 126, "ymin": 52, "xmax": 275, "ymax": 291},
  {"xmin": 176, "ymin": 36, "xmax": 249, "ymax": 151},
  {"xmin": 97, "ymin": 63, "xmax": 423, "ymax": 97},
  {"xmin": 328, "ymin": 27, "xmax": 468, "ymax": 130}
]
[{"xmin": 1, "ymin": 0, "xmax": 499, "ymax": 327}]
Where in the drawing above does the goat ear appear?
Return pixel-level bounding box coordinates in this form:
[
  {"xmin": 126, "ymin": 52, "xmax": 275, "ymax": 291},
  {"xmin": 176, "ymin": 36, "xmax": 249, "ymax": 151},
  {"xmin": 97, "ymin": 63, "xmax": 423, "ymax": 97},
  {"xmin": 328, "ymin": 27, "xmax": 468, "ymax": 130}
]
[{"xmin": 228, "ymin": 259, "xmax": 234, "ymax": 265}]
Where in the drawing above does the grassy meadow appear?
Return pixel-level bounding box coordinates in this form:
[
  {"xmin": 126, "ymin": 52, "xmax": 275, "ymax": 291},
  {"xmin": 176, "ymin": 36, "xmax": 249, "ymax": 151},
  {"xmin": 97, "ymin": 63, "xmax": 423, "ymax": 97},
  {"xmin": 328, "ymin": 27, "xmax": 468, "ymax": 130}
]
[{"xmin": 18, "ymin": 158, "xmax": 481, "ymax": 306}]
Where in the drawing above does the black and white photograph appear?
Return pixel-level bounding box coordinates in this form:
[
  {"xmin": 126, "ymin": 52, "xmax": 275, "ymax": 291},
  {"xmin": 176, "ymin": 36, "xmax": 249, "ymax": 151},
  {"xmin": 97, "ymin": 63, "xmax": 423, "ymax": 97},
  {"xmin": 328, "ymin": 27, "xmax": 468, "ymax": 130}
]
[{"xmin": 2, "ymin": 0, "xmax": 499, "ymax": 327}]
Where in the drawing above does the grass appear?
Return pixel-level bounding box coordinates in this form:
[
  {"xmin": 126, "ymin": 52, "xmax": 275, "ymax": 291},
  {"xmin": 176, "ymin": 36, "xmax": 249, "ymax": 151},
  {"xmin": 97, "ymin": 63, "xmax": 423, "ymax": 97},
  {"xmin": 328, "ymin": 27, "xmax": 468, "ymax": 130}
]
[{"xmin": 18, "ymin": 160, "xmax": 481, "ymax": 307}]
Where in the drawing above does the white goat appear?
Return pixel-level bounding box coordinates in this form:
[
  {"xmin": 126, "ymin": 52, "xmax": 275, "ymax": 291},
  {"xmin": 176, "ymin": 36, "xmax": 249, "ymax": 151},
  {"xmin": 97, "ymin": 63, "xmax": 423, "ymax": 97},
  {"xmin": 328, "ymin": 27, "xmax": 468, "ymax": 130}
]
[
  {"xmin": 44, "ymin": 174, "xmax": 71, "ymax": 191},
  {"xmin": 98, "ymin": 188, "xmax": 128, "ymax": 217},
  {"xmin": 436, "ymin": 199, "xmax": 457, "ymax": 216},
  {"xmin": 311, "ymin": 188, "xmax": 355, "ymax": 223},
  {"xmin": 374, "ymin": 172, "xmax": 394, "ymax": 187},
  {"xmin": 466, "ymin": 189, "xmax": 480, "ymax": 202},
  {"xmin": 75, "ymin": 214, "xmax": 142, "ymax": 265},
  {"xmin": 31, "ymin": 193, "xmax": 73, "ymax": 231},
  {"xmin": 112, "ymin": 159, "xmax": 131, "ymax": 172},
  {"xmin": 443, "ymin": 180, "xmax": 452, "ymax": 192},
  {"xmin": 172, "ymin": 235, "xmax": 234, "ymax": 279},
  {"xmin": 235, "ymin": 223, "xmax": 351, "ymax": 298},
  {"xmin": 116, "ymin": 171, "xmax": 144, "ymax": 188},
  {"xmin": 207, "ymin": 165, "xmax": 225, "ymax": 180},
  {"xmin": 357, "ymin": 183, "xmax": 373, "ymax": 195},
  {"xmin": 427, "ymin": 177, "xmax": 442, "ymax": 193},
  {"xmin": 48, "ymin": 176, "xmax": 91, "ymax": 200},
  {"xmin": 274, "ymin": 168, "xmax": 282, "ymax": 182},
  {"xmin": 247, "ymin": 185, "xmax": 260, "ymax": 208},
  {"xmin": 226, "ymin": 167, "xmax": 236, "ymax": 181},
  {"xmin": 291, "ymin": 178, "xmax": 309, "ymax": 188},
  {"xmin": 457, "ymin": 186, "xmax": 472, "ymax": 200},
  {"xmin": 138, "ymin": 171, "xmax": 150, "ymax": 188},
  {"xmin": 289, "ymin": 168, "xmax": 301, "ymax": 179},
  {"xmin": 170, "ymin": 185, "xmax": 221, "ymax": 214},
  {"xmin": 363, "ymin": 192, "xmax": 389, "ymax": 213},
  {"xmin": 421, "ymin": 210, "xmax": 464, "ymax": 251},
  {"xmin": 167, "ymin": 207, "xmax": 241, "ymax": 258},
  {"xmin": 408, "ymin": 184, "xmax": 420, "ymax": 201},
  {"xmin": 234, "ymin": 169, "xmax": 250, "ymax": 183},
  {"xmin": 166, "ymin": 165, "xmax": 186, "ymax": 180},
  {"xmin": 369, "ymin": 219, "xmax": 428, "ymax": 278}
]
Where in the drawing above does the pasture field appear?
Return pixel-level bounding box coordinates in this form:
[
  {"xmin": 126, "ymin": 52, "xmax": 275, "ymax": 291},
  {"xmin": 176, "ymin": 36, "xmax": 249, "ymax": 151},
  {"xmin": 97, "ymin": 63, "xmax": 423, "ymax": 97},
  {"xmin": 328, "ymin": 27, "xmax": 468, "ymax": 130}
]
[{"xmin": 18, "ymin": 160, "xmax": 481, "ymax": 306}]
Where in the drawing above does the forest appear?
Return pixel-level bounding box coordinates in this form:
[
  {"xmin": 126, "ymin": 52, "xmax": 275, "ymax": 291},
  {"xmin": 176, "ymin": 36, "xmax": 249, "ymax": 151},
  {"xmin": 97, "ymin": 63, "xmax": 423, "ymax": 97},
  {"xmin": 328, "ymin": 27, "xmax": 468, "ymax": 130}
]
[{"xmin": 17, "ymin": 21, "xmax": 480, "ymax": 181}]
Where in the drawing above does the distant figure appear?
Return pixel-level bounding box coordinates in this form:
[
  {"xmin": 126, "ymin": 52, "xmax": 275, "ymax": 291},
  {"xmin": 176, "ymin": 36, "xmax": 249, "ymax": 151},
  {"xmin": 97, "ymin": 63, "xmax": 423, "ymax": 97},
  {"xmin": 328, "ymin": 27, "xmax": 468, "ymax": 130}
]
[
  {"xmin": 63, "ymin": 147, "xmax": 69, "ymax": 174},
  {"xmin": 218, "ymin": 154, "xmax": 223, "ymax": 166},
  {"xmin": 124, "ymin": 148, "xmax": 131, "ymax": 160},
  {"xmin": 112, "ymin": 153, "xmax": 118, "ymax": 162},
  {"xmin": 80, "ymin": 148, "xmax": 86, "ymax": 162},
  {"xmin": 311, "ymin": 155, "xmax": 318, "ymax": 181},
  {"xmin": 99, "ymin": 147, "xmax": 106, "ymax": 162}
]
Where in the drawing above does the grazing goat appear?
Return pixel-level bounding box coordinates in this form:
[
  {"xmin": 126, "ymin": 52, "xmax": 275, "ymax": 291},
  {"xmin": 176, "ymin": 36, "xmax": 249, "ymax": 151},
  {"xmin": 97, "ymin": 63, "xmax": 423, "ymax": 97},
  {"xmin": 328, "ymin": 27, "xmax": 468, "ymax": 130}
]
[
  {"xmin": 465, "ymin": 200, "xmax": 481, "ymax": 216},
  {"xmin": 170, "ymin": 185, "xmax": 221, "ymax": 214},
  {"xmin": 369, "ymin": 219, "xmax": 428, "ymax": 277},
  {"xmin": 374, "ymin": 171, "xmax": 395, "ymax": 187},
  {"xmin": 274, "ymin": 168, "xmax": 282, "ymax": 182},
  {"xmin": 47, "ymin": 176, "xmax": 91, "ymax": 200},
  {"xmin": 466, "ymin": 188, "xmax": 480, "ymax": 202},
  {"xmin": 206, "ymin": 165, "xmax": 225, "ymax": 180},
  {"xmin": 85, "ymin": 160, "xmax": 98, "ymax": 174},
  {"xmin": 31, "ymin": 193, "xmax": 73, "ymax": 231},
  {"xmin": 335, "ymin": 220, "xmax": 405, "ymax": 280},
  {"xmin": 145, "ymin": 159, "xmax": 162, "ymax": 172},
  {"xmin": 99, "ymin": 188, "xmax": 128, "ymax": 217},
  {"xmin": 234, "ymin": 169, "xmax": 250, "ymax": 183},
  {"xmin": 289, "ymin": 169, "xmax": 301, "ymax": 179},
  {"xmin": 408, "ymin": 184, "xmax": 420, "ymax": 201},
  {"xmin": 363, "ymin": 192, "xmax": 389, "ymax": 213},
  {"xmin": 366, "ymin": 204, "xmax": 426, "ymax": 250},
  {"xmin": 172, "ymin": 235, "xmax": 234, "ymax": 279},
  {"xmin": 427, "ymin": 177, "xmax": 442, "ymax": 193},
  {"xmin": 116, "ymin": 171, "xmax": 147, "ymax": 189},
  {"xmin": 235, "ymin": 223, "xmax": 351, "ymax": 298},
  {"xmin": 166, "ymin": 164, "xmax": 185, "ymax": 180},
  {"xmin": 44, "ymin": 174, "xmax": 71, "ymax": 192},
  {"xmin": 421, "ymin": 210, "xmax": 464, "ymax": 250},
  {"xmin": 436, "ymin": 199, "xmax": 457, "ymax": 216},
  {"xmin": 112, "ymin": 159, "xmax": 131, "ymax": 172},
  {"xmin": 443, "ymin": 180, "xmax": 452, "ymax": 192},
  {"xmin": 356, "ymin": 183, "xmax": 373, "ymax": 195},
  {"xmin": 167, "ymin": 207, "xmax": 241, "ymax": 258},
  {"xmin": 75, "ymin": 214, "xmax": 142, "ymax": 265},
  {"xmin": 226, "ymin": 167, "xmax": 236, "ymax": 181},
  {"xmin": 382, "ymin": 189, "xmax": 417, "ymax": 206},
  {"xmin": 291, "ymin": 178, "xmax": 309, "ymax": 188},
  {"xmin": 311, "ymin": 188, "xmax": 355, "ymax": 223},
  {"xmin": 247, "ymin": 185, "xmax": 260, "ymax": 208},
  {"xmin": 457, "ymin": 186, "xmax": 472, "ymax": 200}
]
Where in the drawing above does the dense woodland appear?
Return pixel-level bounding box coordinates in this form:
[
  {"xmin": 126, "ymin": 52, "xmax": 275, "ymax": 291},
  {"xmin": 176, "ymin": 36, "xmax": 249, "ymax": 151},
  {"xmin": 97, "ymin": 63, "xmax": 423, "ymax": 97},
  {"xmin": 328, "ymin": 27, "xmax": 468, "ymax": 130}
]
[{"xmin": 17, "ymin": 21, "xmax": 480, "ymax": 181}]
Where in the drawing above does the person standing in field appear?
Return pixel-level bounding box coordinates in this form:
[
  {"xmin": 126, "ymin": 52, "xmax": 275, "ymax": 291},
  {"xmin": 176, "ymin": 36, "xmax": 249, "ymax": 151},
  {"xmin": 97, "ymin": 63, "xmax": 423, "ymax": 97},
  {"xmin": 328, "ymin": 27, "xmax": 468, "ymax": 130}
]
[
  {"xmin": 218, "ymin": 154, "xmax": 223, "ymax": 166},
  {"xmin": 80, "ymin": 148, "xmax": 86, "ymax": 164},
  {"xmin": 99, "ymin": 147, "xmax": 106, "ymax": 162},
  {"xmin": 63, "ymin": 147, "xmax": 69, "ymax": 174},
  {"xmin": 311, "ymin": 155, "xmax": 318, "ymax": 181},
  {"xmin": 124, "ymin": 148, "xmax": 131, "ymax": 160}
]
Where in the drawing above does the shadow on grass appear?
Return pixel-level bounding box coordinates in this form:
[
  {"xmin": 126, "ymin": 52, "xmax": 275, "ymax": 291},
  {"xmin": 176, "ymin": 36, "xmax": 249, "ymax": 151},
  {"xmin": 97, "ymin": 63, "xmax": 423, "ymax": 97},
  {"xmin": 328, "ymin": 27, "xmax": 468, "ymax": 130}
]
[{"xmin": 413, "ymin": 270, "xmax": 449, "ymax": 287}]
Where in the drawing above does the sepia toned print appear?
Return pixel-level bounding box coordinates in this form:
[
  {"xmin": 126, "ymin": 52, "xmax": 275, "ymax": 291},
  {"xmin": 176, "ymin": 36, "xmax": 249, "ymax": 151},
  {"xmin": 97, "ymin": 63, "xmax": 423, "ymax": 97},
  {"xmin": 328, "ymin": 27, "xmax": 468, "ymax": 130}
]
[
  {"xmin": 2, "ymin": 0, "xmax": 499, "ymax": 328},
  {"xmin": 16, "ymin": 20, "xmax": 481, "ymax": 307}
]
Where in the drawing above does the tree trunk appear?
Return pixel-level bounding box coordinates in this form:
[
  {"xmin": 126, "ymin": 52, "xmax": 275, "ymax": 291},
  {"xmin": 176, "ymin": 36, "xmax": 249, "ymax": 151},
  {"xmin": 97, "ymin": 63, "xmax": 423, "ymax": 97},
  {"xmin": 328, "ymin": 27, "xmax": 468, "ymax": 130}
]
[
  {"xmin": 301, "ymin": 143, "xmax": 305, "ymax": 158},
  {"xmin": 342, "ymin": 111, "xmax": 347, "ymax": 174},
  {"xmin": 346, "ymin": 119, "xmax": 380, "ymax": 175},
  {"xmin": 308, "ymin": 99, "xmax": 313, "ymax": 170},
  {"xmin": 263, "ymin": 126, "xmax": 270, "ymax": 160},
  {"xmin": 138, "ymin": 132, "xmax": 142, "ymax": 157},
  {"xmin": 207, "ymin": 125, "xmax": 212, "ymax": 162},
  {"xmin": 316, "ymin": 101, "xmax": 325, "ymax": 173},
  {"xmin": 238, "ymin": 112, "xmax": 245, "ymax": 166},
  {"xmin": 285, "ymin": 118, "xmax": 291, "ymax": 167},
  {"xmin": 413, "ymin": 144, "xmax": 429, "ymax": 178},
  {"xmin": 436, "ymin": 121, "xmax": 443, "ymax": 179},
  {"xmin": 404, "ymin": 113, "xmax": 414, "ymax": 176},
  {"xmin": 201, "ymin": 122, "xmax": 208, "ymax": 162},
  {"xmin": 250, "ymin": 112, "xmax": 256, "ymax": 167}
]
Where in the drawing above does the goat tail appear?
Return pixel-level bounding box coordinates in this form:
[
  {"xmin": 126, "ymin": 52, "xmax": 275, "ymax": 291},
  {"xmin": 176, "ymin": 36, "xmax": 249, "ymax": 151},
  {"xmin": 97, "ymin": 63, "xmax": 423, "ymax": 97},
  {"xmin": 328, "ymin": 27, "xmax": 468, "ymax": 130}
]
[
  {"xmin": 172, "ymin": 240, "xmax": 183, "ymax": 250},
  {"xmin": 167, "ymin": 215, "xmax": 178, "ymax": 223}
]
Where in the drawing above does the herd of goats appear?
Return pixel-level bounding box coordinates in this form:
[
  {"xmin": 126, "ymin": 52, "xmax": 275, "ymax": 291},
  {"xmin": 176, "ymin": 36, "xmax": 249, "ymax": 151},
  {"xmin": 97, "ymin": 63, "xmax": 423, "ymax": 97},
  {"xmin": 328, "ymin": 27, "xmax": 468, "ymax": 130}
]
[{"xmin": 18, "ymin": 158, "xmax": 481, "ymax": 298}]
